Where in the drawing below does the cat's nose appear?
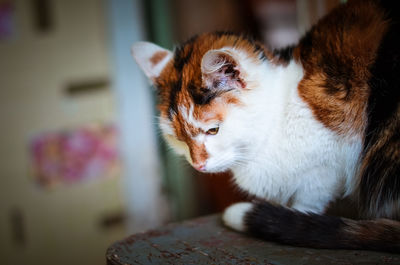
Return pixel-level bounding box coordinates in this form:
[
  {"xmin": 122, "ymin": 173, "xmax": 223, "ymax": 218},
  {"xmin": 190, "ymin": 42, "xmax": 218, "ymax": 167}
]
[{"xmin": 193, "ymin": 163, "xmax": 206, "ymax": 172}]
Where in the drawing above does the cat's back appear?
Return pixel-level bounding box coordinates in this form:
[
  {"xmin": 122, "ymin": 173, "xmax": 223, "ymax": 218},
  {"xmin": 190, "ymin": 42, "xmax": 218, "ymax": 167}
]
[
  {"xmin": 293, "ymin": 0, "xmax": 400, "ymax": 219},
  {"xmin": 293, "ymin": 0, "xmax": 390, "ymax": 134}
]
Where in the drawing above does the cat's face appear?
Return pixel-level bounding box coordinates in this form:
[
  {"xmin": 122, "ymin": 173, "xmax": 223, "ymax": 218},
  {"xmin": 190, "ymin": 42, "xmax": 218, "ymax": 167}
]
[{"xmin": 132, "ymin": 33, "xmax": 267, "ymax": 173}]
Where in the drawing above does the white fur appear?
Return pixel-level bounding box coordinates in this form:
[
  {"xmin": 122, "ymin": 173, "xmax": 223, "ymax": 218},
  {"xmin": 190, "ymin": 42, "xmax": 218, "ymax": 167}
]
[
  {"xmin": 139, "ymin": 44, "xmax": 363, "ymax": 215},
  {"xmin": 206, "ymin": 55, "xmax": 361, "ymax": 213},
  {"xmin": 222, "ymin": 202, "xmax": 253, "ymax": 232},
  {"xmin": 220, "ymin": 59, "xmax": 361, "ymax": 214}
]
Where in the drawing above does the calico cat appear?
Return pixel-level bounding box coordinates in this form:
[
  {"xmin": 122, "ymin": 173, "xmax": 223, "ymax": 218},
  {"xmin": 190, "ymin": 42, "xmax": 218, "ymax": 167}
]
[{"xmin": 132, "ymin": 0, "xmax": 399, "ymax": 252}]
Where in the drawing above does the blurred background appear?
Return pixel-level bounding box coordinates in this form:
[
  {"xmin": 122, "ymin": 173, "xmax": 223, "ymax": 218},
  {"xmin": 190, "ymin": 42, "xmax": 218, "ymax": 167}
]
[{"xmin": 0, "ymin": 0, "xmax": 342, "ymax": 264}]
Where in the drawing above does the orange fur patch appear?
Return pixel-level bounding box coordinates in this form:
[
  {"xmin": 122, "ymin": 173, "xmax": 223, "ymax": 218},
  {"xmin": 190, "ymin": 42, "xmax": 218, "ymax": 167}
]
[
  {"xmin": 294, "ymin": 1, "xmax": 388, "ymax": 136},
  {"xmin": 150, "ymin": 51, "xmax": 169, "ymax": 66},
  {"xmin": 155, "ymin": 33, "xmax": 258, "ymax": 148},
  {"xmin": 155, "ymin": 32, "xmax": 271, "ymax": 116},
  {"xmin": 188, "ymin": 140, "xmax": 208, "ymax": 165}
]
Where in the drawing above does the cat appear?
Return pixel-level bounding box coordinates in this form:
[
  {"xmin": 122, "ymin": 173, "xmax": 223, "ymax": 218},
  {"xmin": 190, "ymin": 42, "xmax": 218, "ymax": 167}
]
[{"xmin": 131, "ymin": 0, "xmax": 399, "ymax": 253}]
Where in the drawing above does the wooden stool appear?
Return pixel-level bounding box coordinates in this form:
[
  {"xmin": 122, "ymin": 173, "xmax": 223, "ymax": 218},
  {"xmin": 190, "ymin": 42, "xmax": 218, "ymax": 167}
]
[{"xmin": 106, "ymin": 214, "xmax": 400, "ymax": 264}]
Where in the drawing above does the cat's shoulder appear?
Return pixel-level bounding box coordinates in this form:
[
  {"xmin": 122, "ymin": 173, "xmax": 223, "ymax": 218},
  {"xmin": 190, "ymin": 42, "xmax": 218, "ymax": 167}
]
[{"xmin": 292, "ymin": 0, "xmax": 398, "ymax": 136}]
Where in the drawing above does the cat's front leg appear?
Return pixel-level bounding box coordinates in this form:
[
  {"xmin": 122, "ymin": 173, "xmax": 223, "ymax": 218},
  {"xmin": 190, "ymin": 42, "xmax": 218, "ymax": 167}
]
[
  {"xmin": 222, "ymin": 198, "xmax": 331, "ymax": 234},
  {"xmin": 289, "ymin": 175, "xmax": 341, "ymax": 214},
  {"xmin": 289, "ymin": 193, "xmax": 332, "ymax": 214},
  {"xmin": 222, "ymin": 179, "xmax": 337, "ymax": 233},
  {"xmin": 222, "ymin": 200, "xmax": 340, "ymax": 249},
  {"xmin": 222, "ymin": 202, "xmax": 253, "ymax": 232}
]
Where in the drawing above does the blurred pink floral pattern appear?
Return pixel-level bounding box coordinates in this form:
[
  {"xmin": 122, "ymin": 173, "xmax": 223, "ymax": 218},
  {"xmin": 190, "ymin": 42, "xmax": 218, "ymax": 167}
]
[{"xmin": 30, "ymin": 124, "xmax": 120, "ymax": 187}]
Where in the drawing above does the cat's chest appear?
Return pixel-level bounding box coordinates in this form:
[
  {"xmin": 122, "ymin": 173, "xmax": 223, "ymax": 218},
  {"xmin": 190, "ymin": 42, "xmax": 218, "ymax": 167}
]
[{"xmin": 230, "ymin": 93, "xmax": 358, "ymax": 204}]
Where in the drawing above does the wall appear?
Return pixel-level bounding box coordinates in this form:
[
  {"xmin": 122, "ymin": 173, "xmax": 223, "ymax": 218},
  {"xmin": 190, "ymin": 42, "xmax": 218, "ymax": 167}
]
[{"xmin": 0, "ymin": 1, "xmax": 126, "ymax": 264}]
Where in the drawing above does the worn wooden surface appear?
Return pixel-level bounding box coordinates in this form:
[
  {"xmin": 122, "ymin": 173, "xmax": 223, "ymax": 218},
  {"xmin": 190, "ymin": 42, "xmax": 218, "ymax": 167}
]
[{"xmin": 106, "ymin": 214, "xmax": 400, "ymax": 265}]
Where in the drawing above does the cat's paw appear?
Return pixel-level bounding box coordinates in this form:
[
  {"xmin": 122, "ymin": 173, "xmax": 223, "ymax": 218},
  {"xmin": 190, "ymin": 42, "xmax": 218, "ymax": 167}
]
[{"xmin": 222, "ymin": 202, "xmax": 253, "ymax": 232}]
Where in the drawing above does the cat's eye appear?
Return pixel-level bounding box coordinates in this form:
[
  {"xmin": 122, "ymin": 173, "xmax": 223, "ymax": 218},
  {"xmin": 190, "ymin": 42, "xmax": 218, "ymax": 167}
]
[{"xmin": 206, "ymin": 127, "xmax": 219, "ymax": 135}]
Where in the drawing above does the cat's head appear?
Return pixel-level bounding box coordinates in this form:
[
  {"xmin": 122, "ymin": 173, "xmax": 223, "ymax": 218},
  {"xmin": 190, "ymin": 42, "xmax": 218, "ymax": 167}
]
[{"xmin": 132, "ymin": 33, "xmax": 269, "ymax": 173}]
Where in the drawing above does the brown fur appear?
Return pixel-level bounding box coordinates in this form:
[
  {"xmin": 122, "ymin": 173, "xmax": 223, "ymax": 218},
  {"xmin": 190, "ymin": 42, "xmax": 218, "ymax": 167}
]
[
  {"xmin": 344, "ymin": 218, "xmax": 400, "ymax": 242},
  {"xmin": 342, "ymin": 218, "xmax": 400, "ymax": 251},
  {"xmin": 155, "ymin": 32, "xmax": 273, "ymax": 117},
  {"xmin": 294, "ymin": 1, "xmax": 388, "ymax": 136},
  {"xmin": 150, "ymin": 51, "xmax": 169, "ymax": 66}
]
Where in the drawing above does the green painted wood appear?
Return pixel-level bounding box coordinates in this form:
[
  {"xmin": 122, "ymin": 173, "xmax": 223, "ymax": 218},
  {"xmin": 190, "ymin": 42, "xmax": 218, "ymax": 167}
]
[
  {"xmin": 106, "ymin": 214, "xmax": 400, "ymax": 265},
  {"xmin": 143, "ymin": 0, "xmax": 198, "ymax": 221}
]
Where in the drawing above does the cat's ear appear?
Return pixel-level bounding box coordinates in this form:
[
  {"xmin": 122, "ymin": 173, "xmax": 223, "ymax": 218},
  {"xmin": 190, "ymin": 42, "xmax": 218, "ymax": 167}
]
[
  {"xmin": 131, "ymin": 42, "xmax": 173, "ymax": 81},
  {"xmin": 201, "ymin": 49, "xmax": 247, "ymax": 91}
]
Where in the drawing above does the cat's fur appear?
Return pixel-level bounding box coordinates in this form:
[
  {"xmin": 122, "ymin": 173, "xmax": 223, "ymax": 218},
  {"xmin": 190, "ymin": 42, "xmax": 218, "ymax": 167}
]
[{"xmin": 132, "ymin": 0, "xmax": 400, "ymax": 252}]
